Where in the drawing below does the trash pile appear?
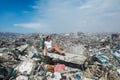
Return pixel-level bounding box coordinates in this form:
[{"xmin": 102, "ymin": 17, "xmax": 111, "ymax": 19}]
[{"xmin": 0, "ymin": 32, "xmax": 120, "ymax": 80}]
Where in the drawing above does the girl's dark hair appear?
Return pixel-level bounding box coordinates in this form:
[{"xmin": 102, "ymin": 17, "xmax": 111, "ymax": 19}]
[{"xmin": 46, "ymin": 36, "xmax": 50, "ymax": 41}]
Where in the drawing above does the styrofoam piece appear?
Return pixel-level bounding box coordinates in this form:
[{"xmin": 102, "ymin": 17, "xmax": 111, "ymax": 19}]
[
  {"xmin": 54, "ymin": 72, "xmax": 62, "ymax": 80},
  {"xmin": 117, "ymin": 69, "xmax": 120, "ymax": 74},
  {"xmin": 0, "ymin": 53, "xmax": 3, "ymax": 56},
  {"xmin": 16, "ymin": 61, "xmax": 35, "ymax": 75},
  {"xmin": 17, "ymin": 44, "xmax": 28, "ymax": 52},
  {"xmin": 16, "ymin": 75, "xmax": 28, "ymax": 80}
]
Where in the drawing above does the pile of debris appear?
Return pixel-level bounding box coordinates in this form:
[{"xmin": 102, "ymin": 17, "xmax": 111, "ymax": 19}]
[{"xmin": 0, "ymin": 32, "xmax": 120, "ymax": 80}]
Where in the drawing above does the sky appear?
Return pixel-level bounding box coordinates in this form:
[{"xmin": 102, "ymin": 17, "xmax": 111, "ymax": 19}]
[{"xmin": 0, "ymin": 0, "xmax": 120, "ymax": 33}]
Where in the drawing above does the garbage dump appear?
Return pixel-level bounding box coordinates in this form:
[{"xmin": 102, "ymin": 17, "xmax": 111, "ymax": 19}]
[{"xmin": 0, "ymin": 32, "xmax": 120, "ymax": 80}]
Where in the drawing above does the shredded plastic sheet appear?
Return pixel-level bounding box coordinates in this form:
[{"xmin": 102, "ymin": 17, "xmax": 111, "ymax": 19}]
[{"xmin": 53, "ymin": 64, "xmax": 65, "ymax": 72}]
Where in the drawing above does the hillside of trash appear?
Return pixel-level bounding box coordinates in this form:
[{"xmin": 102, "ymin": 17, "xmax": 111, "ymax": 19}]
[{"xmin": 0, "ymin": 32, "xmax": 120, "ymax": 80}]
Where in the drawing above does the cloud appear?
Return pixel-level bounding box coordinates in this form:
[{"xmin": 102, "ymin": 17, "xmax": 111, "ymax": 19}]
[
  {"xmin": 31, "ymin": 5, "xmax": 41, "ymax": 10},
  {"xmin": 14, "ymin": 0, "xmax": 120, "ymax": 33},
  {"xmin": 14, "ymin": 23, "xmax": 43, "ymax": 29},
  {"xmin": 78, "ymin": 5, "xmax": 91, "ymax": 9}
]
